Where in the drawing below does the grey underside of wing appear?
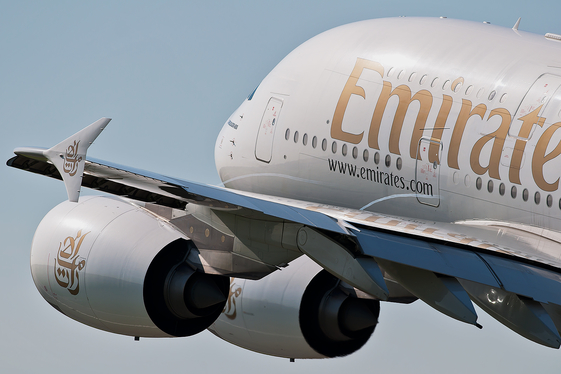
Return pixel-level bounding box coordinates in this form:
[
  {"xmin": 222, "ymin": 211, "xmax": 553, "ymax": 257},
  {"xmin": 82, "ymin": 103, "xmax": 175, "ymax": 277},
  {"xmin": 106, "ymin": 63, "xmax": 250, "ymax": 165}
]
[
  {"xmin": 7, "ymin": 154, "xmax": 345, "ymax": 234},
  {"xmin": 9, "ymin": 154, "xmax": 561, "ymax": 314},
  {"xmin": 353, "ymin": 228, "xmax": 561, "ymax": 305}
]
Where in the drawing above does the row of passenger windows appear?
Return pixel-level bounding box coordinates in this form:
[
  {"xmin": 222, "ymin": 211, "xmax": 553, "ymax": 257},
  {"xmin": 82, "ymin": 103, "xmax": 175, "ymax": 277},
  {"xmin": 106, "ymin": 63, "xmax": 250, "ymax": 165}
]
[
  {"xmin": 285, "ymin": 127, "xmax": 561, "ymax": 209},
  {"xmin": 285, "ymin": 128, "xmax": 403, "ymax": 170},
  {"xmin": 388, "ymin": 68, "xmax": 561, "ymax": 118},
  {"xmin": 384, "ymin": 66, "xmax": 507, "ymax": 103},
  {"xmin": 475, "ymin": 177, "xmax": 559, "ymax": 208}
]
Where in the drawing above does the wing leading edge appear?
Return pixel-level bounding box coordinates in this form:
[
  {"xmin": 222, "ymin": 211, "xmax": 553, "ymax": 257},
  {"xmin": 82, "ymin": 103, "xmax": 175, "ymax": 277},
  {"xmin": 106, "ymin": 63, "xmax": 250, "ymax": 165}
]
[{"xmin": 8, "ymin": 119, "xmax": 561, "ymax": 348}]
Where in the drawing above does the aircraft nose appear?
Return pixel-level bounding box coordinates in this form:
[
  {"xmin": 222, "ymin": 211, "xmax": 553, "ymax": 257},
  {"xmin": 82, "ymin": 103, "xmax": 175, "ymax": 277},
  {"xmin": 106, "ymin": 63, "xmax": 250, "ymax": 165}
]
[
  {"xmin": 214, "ymin": 113, "xmax": 241, "ymax": 184},
  {"xmin": 214, "ymin": 121, "xmax": 230, "ymax": 182},
  {"xmin": 214, "ymin": 94, "xmax": 256, "ymax": 185}
]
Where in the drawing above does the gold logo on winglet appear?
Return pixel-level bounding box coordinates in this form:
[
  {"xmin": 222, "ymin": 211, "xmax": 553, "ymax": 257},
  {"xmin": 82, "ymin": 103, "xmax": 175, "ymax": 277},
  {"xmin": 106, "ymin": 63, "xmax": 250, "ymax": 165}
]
[
  {"xmin": 62, "ymin": 140, "xmax": 82, "ymax": 176},
  {"xmin": 54, "ymin": 230, "xmax": 89, "ymax": 295}
]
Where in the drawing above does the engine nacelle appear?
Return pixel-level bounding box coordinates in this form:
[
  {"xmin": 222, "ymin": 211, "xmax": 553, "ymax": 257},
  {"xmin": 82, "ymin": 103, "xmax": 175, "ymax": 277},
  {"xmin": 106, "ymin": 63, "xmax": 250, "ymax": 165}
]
[
  {"xmin": 209, "ymin": 256, "xmax": 380, "ymax": 359},
  {"xmin": 31, "ymin": 196, "xmax": 229, "ymax": 337}
]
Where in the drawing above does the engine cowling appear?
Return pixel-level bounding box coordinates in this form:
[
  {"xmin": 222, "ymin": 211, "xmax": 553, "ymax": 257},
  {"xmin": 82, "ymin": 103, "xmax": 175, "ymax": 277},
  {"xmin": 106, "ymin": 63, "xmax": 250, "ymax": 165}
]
[
  {"xmin": 31, "ymin": 195, "xmax": 229, "ymax": 337},
  {"xmin": 209, "ymin": 256, "xmax": 380, "ymax": 359}
]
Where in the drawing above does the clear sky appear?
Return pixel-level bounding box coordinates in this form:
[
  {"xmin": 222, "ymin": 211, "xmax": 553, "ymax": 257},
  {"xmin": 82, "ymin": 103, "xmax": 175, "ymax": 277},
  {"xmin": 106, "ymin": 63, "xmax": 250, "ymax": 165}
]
[{"xmin": 3, "ymin": 1, "xmax": 561, "ymax": 373}]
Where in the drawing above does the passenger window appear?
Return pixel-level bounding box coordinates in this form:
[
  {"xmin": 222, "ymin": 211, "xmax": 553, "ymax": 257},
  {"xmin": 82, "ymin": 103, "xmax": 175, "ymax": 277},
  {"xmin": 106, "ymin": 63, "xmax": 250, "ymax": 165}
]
[{"xmin": 511, "ymin": 186, "xmax": 517, "ymax": 198}]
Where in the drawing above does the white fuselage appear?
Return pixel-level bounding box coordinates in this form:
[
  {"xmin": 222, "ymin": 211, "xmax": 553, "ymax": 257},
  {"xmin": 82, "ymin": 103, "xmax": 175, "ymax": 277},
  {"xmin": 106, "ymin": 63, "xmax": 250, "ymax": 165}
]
[{"xmin": 215, "ymin": 17, "xmax": 561, "ymax": 231}]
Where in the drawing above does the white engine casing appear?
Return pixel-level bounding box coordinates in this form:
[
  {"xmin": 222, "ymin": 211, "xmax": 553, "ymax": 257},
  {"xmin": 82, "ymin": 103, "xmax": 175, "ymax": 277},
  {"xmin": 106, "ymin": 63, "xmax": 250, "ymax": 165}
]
[
  {"xmin": 209, "ymin": 256, "xmax": 380, "ymax": 359},
  {"xmin": 31, "ymin": 195, "xmax": 187, "ymax": 337},
  {"xmin": 210, "ymin": 256, "xmax": 324, "ymax": 358}
]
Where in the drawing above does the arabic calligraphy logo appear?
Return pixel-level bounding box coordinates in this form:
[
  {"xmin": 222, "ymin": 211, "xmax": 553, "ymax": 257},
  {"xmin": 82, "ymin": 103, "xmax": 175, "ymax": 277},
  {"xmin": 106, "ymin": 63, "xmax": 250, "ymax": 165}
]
[
  {"xmin": 62, "ymin": 140, "xmax": 82, "ymax": 176},
  {"xmin": 222, "ymin": 278, "xmax": 242, "ymax": 320},
  {"xmin": 54, "ymin": 230, "xmax": 89, "ymax": 295}
]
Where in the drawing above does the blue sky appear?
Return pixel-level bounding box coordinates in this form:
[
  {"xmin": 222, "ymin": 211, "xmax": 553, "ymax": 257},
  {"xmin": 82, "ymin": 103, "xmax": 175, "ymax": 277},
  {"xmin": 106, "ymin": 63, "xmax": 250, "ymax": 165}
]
[{"xmin": 3, "ymin": 1, "xmax": 561, "ymax": 373}]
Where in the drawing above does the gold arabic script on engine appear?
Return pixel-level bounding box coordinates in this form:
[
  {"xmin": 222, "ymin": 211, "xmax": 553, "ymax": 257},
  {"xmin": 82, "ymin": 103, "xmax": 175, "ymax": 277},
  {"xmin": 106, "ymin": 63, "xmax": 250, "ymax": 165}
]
[{"xmin": 54, "ymin": 230, "xmax": 89, "ymax": 295}]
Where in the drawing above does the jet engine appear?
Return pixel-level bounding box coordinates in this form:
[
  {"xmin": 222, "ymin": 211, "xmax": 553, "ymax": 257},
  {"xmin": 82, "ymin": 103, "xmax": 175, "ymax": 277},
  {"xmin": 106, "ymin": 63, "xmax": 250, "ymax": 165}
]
[
  {"xmin": 209, "ymin": 256, "xmax": 381, "ymax": 359},
  {"xmin": 30, "ymin": 195, "xmax": 229, "ymax": 337}
]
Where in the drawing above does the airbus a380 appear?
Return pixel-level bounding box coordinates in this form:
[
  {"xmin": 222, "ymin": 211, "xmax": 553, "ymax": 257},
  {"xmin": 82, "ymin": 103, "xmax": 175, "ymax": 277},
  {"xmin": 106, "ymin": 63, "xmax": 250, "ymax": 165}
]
[{"xmin": 9, "ymin": 17, "xmax": 561, "ymax": 359}]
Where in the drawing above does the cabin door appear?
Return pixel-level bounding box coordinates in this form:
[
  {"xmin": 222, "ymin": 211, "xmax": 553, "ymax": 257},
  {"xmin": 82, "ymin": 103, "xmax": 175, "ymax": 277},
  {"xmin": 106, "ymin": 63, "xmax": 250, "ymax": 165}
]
[
  {"xmin": 255, "ymin": 97, "xmax": 283, "ymax": 163},
  {"xmin": 502, "ymin": 74, "xmax": 561, "ymax": 177},
  {"xmin": 415, "ymin": 138, "xmax": 441, "ymax": 207},
  {"xmin": 508, "ymin": 74, "xmax": 561, "ymax": 141}
]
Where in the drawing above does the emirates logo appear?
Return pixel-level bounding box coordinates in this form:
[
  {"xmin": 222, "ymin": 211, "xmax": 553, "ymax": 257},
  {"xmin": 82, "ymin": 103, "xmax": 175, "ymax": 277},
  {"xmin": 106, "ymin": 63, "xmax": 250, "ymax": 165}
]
[
  {"xmin": 222, "ymin": 278, "xmax": 242, "ymax": 320},
  {"xmin": 62, "ymin": 140, "xmax": 82, "ymax": 176},
  {"xmin": 54, "ymin": 230, "xmax": 89, "ymax": 295}
]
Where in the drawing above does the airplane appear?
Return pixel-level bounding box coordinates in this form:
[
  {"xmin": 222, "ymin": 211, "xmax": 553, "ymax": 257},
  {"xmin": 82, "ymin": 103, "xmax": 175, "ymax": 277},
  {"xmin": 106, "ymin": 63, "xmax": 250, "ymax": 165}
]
[{"xmin": 8, "ymin": 16, "xmax": 561, "ymax": 360}]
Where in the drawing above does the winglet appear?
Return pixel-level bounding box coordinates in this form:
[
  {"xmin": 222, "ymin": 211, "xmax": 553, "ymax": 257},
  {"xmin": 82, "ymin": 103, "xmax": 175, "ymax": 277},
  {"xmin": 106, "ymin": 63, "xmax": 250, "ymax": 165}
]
[
  {"xmin": 14, "ymin": 118, "xmax": 111, "ymax": 202},
  {"xmin": 513, "ymin": 17, "xmax": 521, "ymax": 31}
]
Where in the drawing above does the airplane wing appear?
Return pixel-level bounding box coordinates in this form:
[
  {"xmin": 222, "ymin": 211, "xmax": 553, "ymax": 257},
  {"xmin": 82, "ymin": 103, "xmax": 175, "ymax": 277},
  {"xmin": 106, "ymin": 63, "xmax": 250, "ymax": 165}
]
[{"xmin": 8, "ymin": 119, "xmax": 561, "ymax": 349}]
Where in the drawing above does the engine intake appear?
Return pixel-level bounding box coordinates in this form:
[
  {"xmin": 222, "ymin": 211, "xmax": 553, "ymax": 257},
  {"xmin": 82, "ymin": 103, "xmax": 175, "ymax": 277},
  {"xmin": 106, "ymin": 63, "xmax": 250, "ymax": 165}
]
[
  {"xmin": 144, "ymin": 239, "xmax": 229, "ymax": 337},
  {"xmin": 300, "ymin": 270, "xmax": 379, "ymax": 357}
]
